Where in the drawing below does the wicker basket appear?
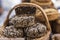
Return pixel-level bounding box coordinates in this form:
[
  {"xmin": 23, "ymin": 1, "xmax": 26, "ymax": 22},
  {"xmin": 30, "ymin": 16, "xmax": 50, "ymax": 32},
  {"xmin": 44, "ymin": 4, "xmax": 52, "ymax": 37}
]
[
  {"xmin": 26, "ymin": 32, "xmax": 50, "ymax": 40},
  {"xmin": 0, "ymin": 3, "xmax": 51, "ymax": 40},
  {"xmin": 35, "ymin": 8, "xmax": 59, "ymax": 21}
]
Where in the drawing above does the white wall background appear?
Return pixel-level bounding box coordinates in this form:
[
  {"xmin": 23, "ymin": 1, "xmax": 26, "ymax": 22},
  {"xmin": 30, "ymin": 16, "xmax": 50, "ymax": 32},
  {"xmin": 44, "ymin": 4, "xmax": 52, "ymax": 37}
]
[
  {"xmin": 2, "ymin": 0, "xmax": 22, "ymax": 10},
  {"xmin": 52, "ymin": 0, "xmax": 60, "ymax": 8},
  {"xmin": 0, "ymin": 0, "xmax": 22, "ymax": 26}
]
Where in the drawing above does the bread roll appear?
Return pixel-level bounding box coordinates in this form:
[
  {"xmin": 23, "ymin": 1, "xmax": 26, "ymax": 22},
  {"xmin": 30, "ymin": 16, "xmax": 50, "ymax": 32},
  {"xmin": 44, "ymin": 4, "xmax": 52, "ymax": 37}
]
[
  {"xmin": 25, "ymin": 23, "xmax": 47, "ymax": 38},
  {"xmin": 3, "ymin": 26, "xmax": 23, "ymax": 38}
]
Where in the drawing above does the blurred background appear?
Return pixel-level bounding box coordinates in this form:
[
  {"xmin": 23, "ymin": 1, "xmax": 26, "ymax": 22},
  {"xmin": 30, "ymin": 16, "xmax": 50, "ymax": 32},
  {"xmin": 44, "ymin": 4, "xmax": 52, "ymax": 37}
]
[
  {"xmin": 0, "ymin": 0, "xmax": 60, "ymax": 26},
  {"xmin": 0, "ymin": 0, "xmax": 21, "ymax": 26}
]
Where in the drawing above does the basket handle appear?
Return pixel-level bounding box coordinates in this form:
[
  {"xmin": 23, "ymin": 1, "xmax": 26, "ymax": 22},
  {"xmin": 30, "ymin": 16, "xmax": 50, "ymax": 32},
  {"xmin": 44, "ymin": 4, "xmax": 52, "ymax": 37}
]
[{"xmin": 3, "ymin": 3, "xmax": 51, "ymax": 31}]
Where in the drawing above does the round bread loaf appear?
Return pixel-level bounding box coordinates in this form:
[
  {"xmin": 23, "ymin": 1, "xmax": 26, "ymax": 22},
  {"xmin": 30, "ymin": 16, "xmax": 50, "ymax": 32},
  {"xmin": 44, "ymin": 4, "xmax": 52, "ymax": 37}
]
[
  {"xmin": 25, "ymin": 23, "xmax": 47, "ymax": 38},
  {"xmin": 3, "ymin": 26, "xmax": 23, "ymax": 38},
  {"xmin": 35, "ymin": 0, "xmax": 51, "ymax": 2},
  {"xmin": 35, "ymin": 8, "xmax": 58, "ymax": 21},
  {"xmin": 9, "ymin": 16, "xmax": 35, "ymax": 28},
  {"xmin": 31, "ymin": 0, "xmax": 52, "ymax": 6}
]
